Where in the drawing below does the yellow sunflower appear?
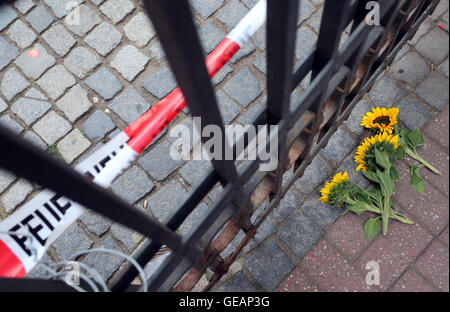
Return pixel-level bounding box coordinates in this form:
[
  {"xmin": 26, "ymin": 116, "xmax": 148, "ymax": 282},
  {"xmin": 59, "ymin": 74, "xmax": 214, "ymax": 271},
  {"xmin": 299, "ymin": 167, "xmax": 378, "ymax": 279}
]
[
  {"xmin": 361, "ymin": 107, "xmax": 399, "ymax": 133},
  {"xmin": 319, "ymin": 172, "xmax": 349, "ymax": 203},
  {"xmin": 355, "ymin": 132, "xmax": 400, "ymax": 171}
]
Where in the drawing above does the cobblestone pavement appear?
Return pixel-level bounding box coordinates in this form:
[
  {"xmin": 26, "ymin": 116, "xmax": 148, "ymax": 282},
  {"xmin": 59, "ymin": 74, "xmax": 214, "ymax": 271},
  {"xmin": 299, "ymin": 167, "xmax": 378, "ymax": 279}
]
[{"xmin": 0, "ymin": 0, "xmax": 448, "ymax": 291}]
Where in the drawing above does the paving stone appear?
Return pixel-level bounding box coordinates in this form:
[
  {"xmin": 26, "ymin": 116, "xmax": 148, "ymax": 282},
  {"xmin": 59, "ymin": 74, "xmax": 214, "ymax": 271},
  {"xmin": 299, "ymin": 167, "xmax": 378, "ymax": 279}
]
[
  {"xmin": 79, "ymin": 210, "xmax": 112, "ymax": 236},
  {"xmin": 82, "ymin": 235, "xmax": 124, "ymax": 280},
  {"xmin": 230, "ymin": 41, "xmax": 256, "ymax": 63},
  {"xmin": 397, "ymin": 96, "xmax": 431, "ymax": 131},
  {"xmin": 344, "ymin": 97, "xmax": 372, "ymax": 135},
  {"xmin": 11, "ymin": 96, "xmax": 51, "ymax": 125},
  {"xmin": 179, "ymin": 202, "xmax": 211, "ymax": 236},
  {"xmin": 0, "ymin": 168, "xmax": 16, "ymax": 194},
  {"xmin": 302, "ymin": 191, "xmax": 344, "ymax": 226},
  {"xmin": 0, "ymin": 37, "xmax": 19, "ymax": 71},
  {"xmin": 356, "ymin": 220, "xmax": 432, "ymax": 290},
  {"xmin": 198, "ymin": 22, "xmax": 226, "ymax": 53},
  {"xmin": 0, "ymin": 98, "xmax": 6, "ymax": 113},
  {"xmin": 252, "ymin": 24, "xmax": 266, "ymax": 51},
  {"xmin": 64, "ymin": 47, "xmax": 100, "ymax": 79},
  {"xmin": 57, "ymin": 129, "xmax": 91, "ymax": 163},
  {"xmin": 217, "ymin": 0, "xmax": 248, "ymax": 30},
  {"xmin": 393, "ymin": 161, "xmax": 448, "ymax": 235},
  {"xmin": 37, "ymin": 65, "xmax": 76, "ymax": 100},
  {"xmin": 15, "ymin": 44, "xmax": 55, "ymax": 79},
  {"xmin": 415, "ymin": 240, "xmax": 449, "ymax": 291},
  {"xmin": 0, "ymin": 67, "xmax": 30, "ymax": 101},
  {"xmin": 25, "ymin": 252, "xmax": 54, "ymax": 279},
  {"xmin": 238, "ymin": 103, "xmax": 264, "ymax": 125},
  {"xmin": 431, "ymin": 0, "xmax": 449, "ymax": 20},
  {"xmin": 149, "ymin": 42, "xmax": 165, "ymax": 62},
  {"xmin": 253, "ymin": 52, "xmax": 266, "ymax": 74},
  {"xmin": 1, "ymin": 179, "xmax": 33, "ymax": 213},
  {"xmin": 368, "ymin": 74, "xmax": 406, "ymax": 107},
  {"xmin": 111, "ymin": 223, "xmax": 142, "ymax": 253},
  {"xmin": 295, "ymin": 26, "xmax": 317, "ymax": 61},
  {"xmin": 320, "ymin": 128, "xmax": 357, "ymax": 165},
  {"xmin": 138, "ymin": 140, "xmax": 185, "ymax": 181},
  {"xmin": 0, "ymin": 115, "xmax": 24, "ymax": 135},
  {"xmin": 408, "ymin": 17, "xmax": 433, "ymax": 45},
  {"xmin": 223, "ymin": 67, "xmax": 261, "ymax": 107},
  {"xmin": 424, "ymin": 104, "xmax": 449, "ymax": 150},
  {"xmin": 84, "ymin": 22, "xmax": 122, "ymax": 56},
  {"xmin": 303, "ymin": 240, "xmax": 372, "ymax": 291},
  {"xmin": 57, "ymin": 84, "xmax": 93, "ymax": 122},
  {"xmin": 124, "ymin": 12, "xmax": 155, "ymax": 47},
  {"xmin": 44, "ymin": 0, "xmax": 83, "ymax": 18},
  {"xmin": 108, "ymin": 86, "xmax": 150, "ymax": 124},
  {"xmin": 23, "ymin": 131, "xmax": 47, "ymax": 150},
  {"xmin": 0, "ymin": 4, "xmax": 18, "ymax": 31},
  {"xmin": 269, "ymin": 190, "xmax": 302, "ymax": 224},
  {"xmin": 438, "ymin": 57, "xmax": 449, "ymax": 77},
  {"xmin": 82, "ymin": 109, "xmax": 115, "ymax": 140},
  {"xmin": 275, "ymin": 267, "xmax": 319, "ymax": 292},
  {"xmin": 111, "ymin": 166, "xmax": 154, "ymax": 204},
  {"xmin": 298, "ymin": 0, "xmax": 316, "ymax": 25},
  {"xmin": 142, "ymin": 67, "xmax": 176, "ymax": 99},
  {"xmin": 14, "ymin": 0, "xmax": 35, "ymax": 13},
  {"xmin": 439, "ymin": 226, "xmax": 449, "ymax": 246},
  {"xmin": 90, "ymin": 0, "xmax": 105, "ymax": 4},
  {"xmin": 391, "ymin": 51, "xmax": 430, "ymax": 87},
  {"xmin": 212, "ymin": 64, "xmax": 232, "ymax": 85},
  {"xmin": 293, "ymin": 155, "xmax": 332, "ymax": 195},
  {"xmin": 32, "ymin": 111, "xmax": 72, "ymax": 144},
  {"xmin": 277, "ymin": 211, "xmax": 323, "ymax": 258},
  {"xmin": 24, "ymin": 88, "xmax": 48, "ymax": 100},
  {"xmin": 25, "ymin": 6, "xmax": 54, "ymax": 33},
  {"xmin": 190, "ymin": 0, "xmax": 222, "ymax": 19},
  {"xmin": 146, "ymin": 180, "xmax": 188, "ymax": 223},
  {"xmin": 84, "ymin": 67, "xmax": 122, "ymax": 100},
  {"xmin": 415, "ymin": 71, "xmax": 449, "ymax": 110},
  {"xmin": 7, "ymin": 19, "xmax": 36, "ymax": 49},
  {"xmin": 216, "ymin": 90, "xmax": 241, "ymax": 124},
  {"xmin": 110, "ymin": 45, "xmax": 149, "ymax": 81},
  {"xmin": 243, "ymin": 218, "xmax": 276, "ymax": 253},
  {"xmin": 65, "ymin": 4, "xmax": 101, "ymax": 36},
  {"xmin": 218, "ymin": 272, "xmax": 256, "ymax": 292},
  {"xmin": 390, "ymin": 269, "xmax": 435, "ymax": 292},
  {"xmin": 415, "ymin": 27, "xmax": 449, "ymax": 64},
  {"xmin": 42, "ymin": 24, "xmax": 76, "ymax": 57},
  {"xmin": 337, "ymin": 152, "xmax": 370, "ymax": 189},
  {"xmin": 179, "ymin": 160, "xmax": 212, "ymax": 186},
  {"xmin": 245, "ymin": 240, "xmax": 295, "ymax": 291},
  {"xmin": 100, "ymin": 0, "xmax": 134, "ymax": 23}
]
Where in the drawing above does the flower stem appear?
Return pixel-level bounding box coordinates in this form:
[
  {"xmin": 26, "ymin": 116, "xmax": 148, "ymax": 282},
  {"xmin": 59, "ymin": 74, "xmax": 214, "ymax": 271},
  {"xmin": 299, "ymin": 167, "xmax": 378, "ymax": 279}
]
[
  {"xmin": 382, "ymin": 194, "xmax": 390, "ymax": 236},
  {"xmin": 406, "ymin": 148, "xmax": 440, "ymax": 174}
]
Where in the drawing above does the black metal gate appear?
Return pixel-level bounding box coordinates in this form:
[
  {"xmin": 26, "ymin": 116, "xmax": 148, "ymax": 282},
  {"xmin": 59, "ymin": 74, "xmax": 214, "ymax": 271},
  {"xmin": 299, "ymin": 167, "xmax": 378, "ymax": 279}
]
[{"xmin": 0, "ymin": 0, "xmax": 441, "ymax": 292}]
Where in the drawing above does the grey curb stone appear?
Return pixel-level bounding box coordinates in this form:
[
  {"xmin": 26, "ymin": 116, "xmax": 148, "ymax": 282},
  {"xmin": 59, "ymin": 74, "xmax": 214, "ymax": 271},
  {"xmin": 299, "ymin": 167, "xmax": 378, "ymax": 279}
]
[
  {"xmin": 180, "ymin": 160, "xmax": 213, "ymax": 186},
  {"xmin": 391, "ymin": 51, "xmax": 430, "ymax": 87},
  {"xmin": 218, "ymin": 272, "xmax": 256, "ymax": 292},
  {"xmin": 198, "ymin": 22, "xmax": 226, "ymax": 53},
  {"xmin": 0, "ymin": 37, "xmax": 19, "ymax": 71},
  {"xmin": 111, "ymin": 166, "xmax": 154, "ymax": 204},
  {"xmin": 295, "ymin": 27, "xmax": 316, "ymax": 61},
  {"xmin": 146, "ymin": 180, "xmax": 188, "ymax": 223},
  {"xmin": 302, "ymin": 191, "xmax": 344, "ymax": 226},
  {"xmin": 0, "ymin": 168, "xmax": 16, "ymax": 194},
  {"xmin": 108, "ymin": 86, "xmax": 150, "ymax": 124},
  {"xmin": 80, "ymin": 210, "xmax": 112, "ymax": 236},
  {"xmin": 277, "ymin": 211, "xmax": 324, "ymax": 258},
  {"xmin": 82, "ymin": 109, "xmax": 115, "ymax": 140},
  {"xmin": 217, "ymin": 90, "xmax": 241, "ymax": 124},
  {"xmin": 65, "ymin": 4, "xmax": 101, "ymax": 37},
  {"xmin": 217, "ymin": 0, "xmax": 249, "ymax": 30},
  {"xmin": 337, "ymin": 153, "xmax": 370, "ymax": 189},
  {"xmin": 110, "ymin": 45, "xmax": 149, "ymax": 82},
  {"xmin": 142, "ymin": 67, "xmax": 176, "ymax": 99},
  {"xmin": 415, "ymin": 27, "xmax": 449, "ymax": 64},
  {"xmin": 0, "ymin": 115, "xmax": 24, "ymax": 135},
  {"xmin": 53, "ymin": 223, "xmax": 93, "ymax": 261},
  {"xmin": 320, "ymin": 128, "xmax": 357, "ymax": 165},
  {"xmin": 0, "ymin": 67, "xmax": 30, "ymax": 101},
  {"xmin": 15, "ymin": 44, "xmax": 56, "ymax": 80},
  {"xmin": 23, "ymin": 131, "xmax": 47, "ymax": 150},
  {"xmin": 11, "ymin": 96, "xmax": 51, "ymax": 125},
  {"xmin": 223, "ymin": 67, "xmax": 262, "ymax": 107},
  {"xmin": 84, "ymin": 67, "xmax": 122, "ymax": 100},
  {"xmin": 138, "ymin": 140, "xmax": 185, "ymax": 181},
  {"xmin": 37, "ymin": 65, "xmax": 76, "ymax": 100},
  {"xmin": 415, "ymin": 71, "xmax": 449, "ymax": 110},
  {"xmin": 111, "ymin": 223, "xmax": 142, "ymax": 253},
  {"xmin": 294, "ymin": 155, "xmax": 332, "ymax": 195},
  {"xmin": 245, "ymin": 240, "xmax": 295, "ymax": 291},
  {"xmin": 124, "ymin": 12, "xmax": 155, "ymax": 47},
  {"xmin": 190, "ymin": 0, "xmax": 224, "ymax": 19},
  {"xmin": 1, "ymin": 179, "xmax": 33, "ymax": 213},
  {"xmin": 100, "ymin": 0, "xmax": 135, "ymax": 24},
  {"xmin": 242, "ymin": 218, "xmax": 276, "ymax": 253},
  {"xmin": 397, "ymin": 96, "xmax": 431, "ymax": 130},
  {"xmin": 57, "ymin": 84, "xmax": 93, "ymax": 122},
  {"xmin": 269, "ymin": 190, "xmax": 302, "ymax": 224},
  {"xmin": 14, "ymin": 0, "xmax": 35, "ymax": 14},
  {"xmin": 343, "ymin": 97, "xmax": 372, "ymax": 135},
  {"xmin": 26, "ymin": 6, "xmax": 55, "ymax": 33},
  {"xmin": 368, "ymin": 74, "xmax": 406, "ymax": 107},
  {"xmin": 7, "ymin": 19, "xmax": 36, "ymax": 49},
  {"xmin": 64, "ymin": 46, "xmax": 101, "ymax": 79},
  {"xmin": 42, "ymin": 24, "xmax": 76, "ymax": 57},
  {"xmin": 33, "ymin": 111, "xmax": 72, "ymax": 145},
  {"xmin": 179, "ymin": 202, "xmax": 210, "ymax": 236},
  {"xmin": 57, "ymin": 128, "xmax": 91, "ymax": 163},
  {"xmin": 44, "ymin": 0, "xmax": 84, "ymax": 18},
  {"xmin": 85, "ymin": 22, "xmax": 122, "ymax": 56},
  {"xmin": 0, "ymin": 4, "xmax": 18, "ymax": 31}
]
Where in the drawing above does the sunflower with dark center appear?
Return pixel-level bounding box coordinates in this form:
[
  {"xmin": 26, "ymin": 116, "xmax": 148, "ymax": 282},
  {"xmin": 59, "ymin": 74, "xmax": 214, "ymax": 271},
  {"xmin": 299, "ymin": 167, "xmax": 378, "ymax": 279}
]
[{"xmin": 361, "ymin": 107, "xmax": 399, "ymax": 133}]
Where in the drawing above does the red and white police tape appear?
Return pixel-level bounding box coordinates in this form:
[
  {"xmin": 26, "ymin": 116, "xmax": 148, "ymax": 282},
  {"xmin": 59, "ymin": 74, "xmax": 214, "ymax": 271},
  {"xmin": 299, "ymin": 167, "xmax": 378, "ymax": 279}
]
[{"xmin": 0, "ymin": 0, "xmax": 267, "ymax": 279}]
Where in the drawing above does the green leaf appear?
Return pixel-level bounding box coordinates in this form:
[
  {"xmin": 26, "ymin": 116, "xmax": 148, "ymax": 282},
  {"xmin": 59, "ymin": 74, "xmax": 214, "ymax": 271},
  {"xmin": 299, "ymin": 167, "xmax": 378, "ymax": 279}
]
[
  {"xmin": 364, "ymin": 217, "xmax": 381, "ymax": 241},
  {"xmin": 363, "ymin": 171, "xmax": 380, "ymax": 183},
  {"xmin": 348, "ymin": 201, "xmax": 371, "ymax": 215},
  {"xmin": 390, "ymin": 165, "xmax": 399, "ymax": 181},
  {"xmin": 376, "ymin": 169, "xmax": 395, "ymax": 195},
  {"xmin": 407, "ymin": 129, "xmax": 425, "ymax": 149},
  {"xmin": 410, "ymin": 165, "xmax": 425, "ymax": 195},
  {"xmin": 375, "ymin": 148, "xmax": 391, "ymax": 171},
  {"xmin": 366, "ymin": 187, "xmax": 383, "ymax": 205}
]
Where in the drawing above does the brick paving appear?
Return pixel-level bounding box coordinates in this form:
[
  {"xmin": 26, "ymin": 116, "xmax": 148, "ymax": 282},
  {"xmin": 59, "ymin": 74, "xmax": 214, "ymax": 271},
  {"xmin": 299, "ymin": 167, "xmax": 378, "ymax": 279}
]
[{"xmin": 0, "ymin": 0, "xmax": 448, "ymax": 292}]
